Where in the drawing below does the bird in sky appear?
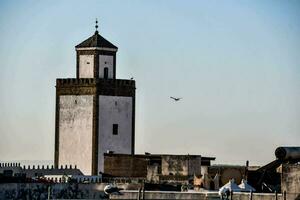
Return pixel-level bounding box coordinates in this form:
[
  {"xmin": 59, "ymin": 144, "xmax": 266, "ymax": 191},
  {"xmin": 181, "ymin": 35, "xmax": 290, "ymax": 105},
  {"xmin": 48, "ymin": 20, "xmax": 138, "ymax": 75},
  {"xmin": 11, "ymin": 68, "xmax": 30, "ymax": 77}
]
[{"xmin": 170, "ymin": 97, "xmax": 182, "ymax": 101}]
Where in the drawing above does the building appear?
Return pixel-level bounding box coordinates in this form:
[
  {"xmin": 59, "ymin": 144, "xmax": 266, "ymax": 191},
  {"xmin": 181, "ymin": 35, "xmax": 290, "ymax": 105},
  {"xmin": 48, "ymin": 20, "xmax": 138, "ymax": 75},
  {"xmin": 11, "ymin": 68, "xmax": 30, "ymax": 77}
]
[
  {"xmin": 54, "ymin": 22, "xmax": 136, "ymax": 175},
  {"xmin": 103, "ymin": 153, "xmax": 215, "ymax": 184}
]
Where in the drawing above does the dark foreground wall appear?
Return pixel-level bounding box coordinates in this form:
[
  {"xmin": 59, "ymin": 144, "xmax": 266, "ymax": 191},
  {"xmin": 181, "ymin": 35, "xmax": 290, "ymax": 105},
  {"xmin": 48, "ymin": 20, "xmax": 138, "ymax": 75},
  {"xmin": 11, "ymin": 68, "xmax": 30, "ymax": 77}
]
[
  {"xmin": 110, "ymin": 191, "xmax": 283, "ymax": 200},
  {"xmin": 0, "ymin": 183, "xmax": 108, "ymax": 199}
]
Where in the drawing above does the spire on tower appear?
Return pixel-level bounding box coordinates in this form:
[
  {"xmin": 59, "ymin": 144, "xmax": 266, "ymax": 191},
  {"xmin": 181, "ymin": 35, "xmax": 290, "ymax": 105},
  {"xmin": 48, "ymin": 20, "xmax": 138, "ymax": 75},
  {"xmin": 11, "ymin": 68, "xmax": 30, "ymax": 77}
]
[{"xmin": 95, "ymin": 18, "xmax": 99, "ymax": 34}]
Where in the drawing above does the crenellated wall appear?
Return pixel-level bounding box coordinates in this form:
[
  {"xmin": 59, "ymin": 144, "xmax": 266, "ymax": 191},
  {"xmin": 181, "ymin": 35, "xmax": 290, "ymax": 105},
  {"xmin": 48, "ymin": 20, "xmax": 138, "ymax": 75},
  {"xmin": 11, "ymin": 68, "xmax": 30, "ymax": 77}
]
[
  {"xmin": 0, "ymin": 162, "xmax": 83, "ymax": 178},
  {"xmin": 56, "ymin": 78, "xmax": 135, "ymax": 87}
]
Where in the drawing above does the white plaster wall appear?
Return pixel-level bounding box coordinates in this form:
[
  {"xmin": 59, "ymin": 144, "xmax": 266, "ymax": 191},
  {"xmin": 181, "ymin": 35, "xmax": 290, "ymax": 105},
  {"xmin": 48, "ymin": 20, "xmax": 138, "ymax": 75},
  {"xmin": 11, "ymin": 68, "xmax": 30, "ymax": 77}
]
[
  {"xmin": 98, "ymin": 96, "xmax": 133, "ymax": 172},
  {"xmin": 99, "ymin": 55, "xmax": 114, "ymax": 78},
  {"xmin": 79, "ymin": 55, "xmax": 94, "ymax": 78},
  {"xmin": 58, "ymin": 95, "xmax": 93, "ymax": 175}
]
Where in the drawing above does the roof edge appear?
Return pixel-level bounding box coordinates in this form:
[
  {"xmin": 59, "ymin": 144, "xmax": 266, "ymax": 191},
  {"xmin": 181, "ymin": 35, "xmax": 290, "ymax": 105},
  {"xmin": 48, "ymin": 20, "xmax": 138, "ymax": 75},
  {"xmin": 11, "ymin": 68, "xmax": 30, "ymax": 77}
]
[{"xmin": 75, "ymin": 47, "xmax": 118, "ymax": 52}]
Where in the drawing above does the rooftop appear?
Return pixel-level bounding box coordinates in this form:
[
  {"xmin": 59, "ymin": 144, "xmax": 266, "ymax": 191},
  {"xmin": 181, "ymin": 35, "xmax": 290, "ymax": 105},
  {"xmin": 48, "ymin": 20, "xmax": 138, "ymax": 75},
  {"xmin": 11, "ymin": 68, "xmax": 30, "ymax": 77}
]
[
  {"xmin": 75, "ymin": 31, "xmax": 118, "ymax": 49},
  {"xmin": 104, "ymin": 153, "xmax": 216, "ymax": 161}
]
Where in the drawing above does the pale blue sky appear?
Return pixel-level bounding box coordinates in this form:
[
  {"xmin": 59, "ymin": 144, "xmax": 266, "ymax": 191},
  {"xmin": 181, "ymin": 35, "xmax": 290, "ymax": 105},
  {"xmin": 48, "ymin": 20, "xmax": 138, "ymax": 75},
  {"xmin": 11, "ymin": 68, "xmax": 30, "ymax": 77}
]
[{"xmin": 0, "ymin": 0, "xmax": 299, "ymax": 166}]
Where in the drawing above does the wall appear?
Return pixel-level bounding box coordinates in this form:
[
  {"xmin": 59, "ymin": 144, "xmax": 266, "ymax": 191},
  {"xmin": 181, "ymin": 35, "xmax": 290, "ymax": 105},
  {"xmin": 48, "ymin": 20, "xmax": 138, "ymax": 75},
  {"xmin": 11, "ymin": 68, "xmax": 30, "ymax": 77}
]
[
  {"xmin": 0, "ymin": 183, "xmax": 107, "ymax": 199},
  {"xmin": 98, "ymin": 96, "xmax": 133, "ymax": 172},
  {"xmin": 147, "ymin": 164, "xmax": 160, "ymax": 183},
  {"xmin": 162, "ymin": 156, "xmax": 188, "ymax": 176},
  {"xmin": 188, "ymin": 156, "xmax": 202, "ymax": 176},
  {"xmin": 58, "ymin": 95, "xmax": 93, "ymax": 175},
  {"xmin": 161, "ymin": 155, "xmax": 201, "ymax": 176},
  {"xmin": 208, "ymin": 165, "xmax": 246, "ymax": 186},
  {"xmin": 110, "ymin": 191, "xmax": 283, "ymax": 200},
  {"xmin": 79, "ymin": 55, "xmax": 94, "ymax": 78},
  {"xmin": 281, "ymin": 164, "xmax": 300, "ymax": 200},
  {"xmin": 104, "ymin": 155, "xmax": 148, "ymax": 177},
  {"xmin": 99, "ymin": 55, "xmax": 114, "ymax": 79}
]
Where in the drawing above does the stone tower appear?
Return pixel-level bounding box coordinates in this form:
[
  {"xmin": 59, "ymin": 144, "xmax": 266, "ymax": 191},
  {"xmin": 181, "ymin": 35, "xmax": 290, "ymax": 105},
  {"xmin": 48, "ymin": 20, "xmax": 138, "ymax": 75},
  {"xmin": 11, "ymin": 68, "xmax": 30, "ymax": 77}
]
[{"xmin": 54, "ymin": 24, "xmax": 135, "ymax": 175}]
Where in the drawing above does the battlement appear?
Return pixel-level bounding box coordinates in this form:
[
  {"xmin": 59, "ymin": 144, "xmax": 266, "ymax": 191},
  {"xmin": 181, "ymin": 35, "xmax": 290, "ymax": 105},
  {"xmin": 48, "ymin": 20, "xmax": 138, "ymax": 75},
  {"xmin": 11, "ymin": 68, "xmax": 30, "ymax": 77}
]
[
  {"xmin": 0, "ymin": 163, "xmax": 21, "ymax": 168},
  {"xmin": 0, "ymin": 163, "xmax": 77, "ymax": 170},
  {"xmin": 22, "ymin": 164, "xmax": 77, "ymax": 170},
  {"xmin": 56, "ymin": 78, "xmax": 135, "ymax": 87}
]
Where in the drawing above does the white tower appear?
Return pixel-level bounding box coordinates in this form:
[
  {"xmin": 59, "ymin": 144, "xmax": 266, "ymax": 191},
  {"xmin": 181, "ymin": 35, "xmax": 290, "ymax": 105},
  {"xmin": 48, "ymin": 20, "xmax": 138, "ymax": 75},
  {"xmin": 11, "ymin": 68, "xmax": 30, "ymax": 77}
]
[{"xmin": 55, "ymin": 22, "xmax": 135, "ymax": 175}]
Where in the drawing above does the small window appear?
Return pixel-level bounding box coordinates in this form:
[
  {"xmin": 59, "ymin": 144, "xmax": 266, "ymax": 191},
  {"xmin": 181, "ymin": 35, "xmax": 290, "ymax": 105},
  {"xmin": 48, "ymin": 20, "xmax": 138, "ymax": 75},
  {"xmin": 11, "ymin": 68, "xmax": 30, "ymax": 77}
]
[
  {"xmin": 113, "ymin": 124, "xmax": 118, "ymax": 135},
  {"xmin": 104, "ymin": 67, "xmax": 108, "ymax": 79}
]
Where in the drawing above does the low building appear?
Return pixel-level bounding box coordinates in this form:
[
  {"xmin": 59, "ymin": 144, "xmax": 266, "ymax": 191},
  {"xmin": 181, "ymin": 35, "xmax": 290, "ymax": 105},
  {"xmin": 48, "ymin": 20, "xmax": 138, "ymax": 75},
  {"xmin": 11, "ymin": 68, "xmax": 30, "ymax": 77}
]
[{"xmin": 103, "ymin": 153, "xmax": 215, "ymax": 184}]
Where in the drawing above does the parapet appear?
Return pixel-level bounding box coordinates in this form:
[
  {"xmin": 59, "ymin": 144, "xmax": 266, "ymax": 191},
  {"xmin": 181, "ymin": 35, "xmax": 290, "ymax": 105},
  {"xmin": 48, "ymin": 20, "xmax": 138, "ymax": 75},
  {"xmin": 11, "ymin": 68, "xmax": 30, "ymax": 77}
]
[
  {"xmin": 0, "ymin": 162, "xmax": 21, "ymax": 168},
  {"xmin": 22, "ymin": 164, "xmax": 77, "ymax": 170},
  {"xmin": 56, "ymin": 78, "xmax": 135, "ymax": 96},
  {"xmin": 56, "ymin": 78, "xmax": 135, "ymax": 87},
  {"xmin": 56, "ymin": 78, "xmax": 97, "ymax": 86}
]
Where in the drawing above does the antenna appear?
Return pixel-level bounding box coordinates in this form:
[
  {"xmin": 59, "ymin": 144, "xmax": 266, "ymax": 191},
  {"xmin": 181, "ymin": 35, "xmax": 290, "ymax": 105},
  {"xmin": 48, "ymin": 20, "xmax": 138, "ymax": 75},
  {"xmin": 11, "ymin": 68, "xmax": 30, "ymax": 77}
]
[{"xmin": 95, "ymin": 18, "xmax": 99, "ymax": 34}]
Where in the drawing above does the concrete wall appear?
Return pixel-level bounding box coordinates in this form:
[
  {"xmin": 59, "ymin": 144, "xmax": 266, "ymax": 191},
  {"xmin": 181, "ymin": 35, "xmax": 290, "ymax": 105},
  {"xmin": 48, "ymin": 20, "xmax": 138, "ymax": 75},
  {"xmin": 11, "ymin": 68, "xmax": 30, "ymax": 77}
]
[
  {"xmin": 79, "ymin": 55, "xmax": 94, "ymax": 78},
  {"xmin": 98, "ymin": 96, "xmax": 133, "ymax": 172},
  {"xmin": 99, "ymin": 55, "xmax": 114, "ymax": 79},
  {"xmin": 281, "ymin": 164, "xmax": 300, "ymax": 200},
  {"xmin": 58, "ymin": 95, "xmax": 93, "ymax": 175}
]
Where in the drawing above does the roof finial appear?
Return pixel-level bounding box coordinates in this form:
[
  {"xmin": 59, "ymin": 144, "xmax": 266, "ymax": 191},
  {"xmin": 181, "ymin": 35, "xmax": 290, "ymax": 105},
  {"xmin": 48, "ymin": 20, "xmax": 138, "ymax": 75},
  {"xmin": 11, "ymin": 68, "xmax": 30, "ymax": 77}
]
[{"xmin": 95, "ymin": 18, "xmax": 99, "ymax": 34}]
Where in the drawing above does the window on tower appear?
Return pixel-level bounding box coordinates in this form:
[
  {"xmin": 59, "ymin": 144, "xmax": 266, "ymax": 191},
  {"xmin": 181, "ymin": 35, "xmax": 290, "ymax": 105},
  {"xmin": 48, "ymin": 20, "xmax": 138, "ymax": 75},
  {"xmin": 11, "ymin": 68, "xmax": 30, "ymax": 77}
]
[
  {"xmin": 113, "ymin": 124, "xmax": 118, "ymax": 135},
  {"xmin": 104, "ymin": 67, "xmax": 109, "ymax": 79}
]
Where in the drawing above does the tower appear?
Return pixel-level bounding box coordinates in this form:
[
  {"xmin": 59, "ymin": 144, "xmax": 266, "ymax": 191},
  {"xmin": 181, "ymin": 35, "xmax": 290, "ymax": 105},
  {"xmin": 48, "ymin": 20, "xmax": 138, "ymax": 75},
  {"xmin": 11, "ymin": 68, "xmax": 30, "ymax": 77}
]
[{"xmin": 54, "ymin": 22, "xmax": 135, "ymax": 175}]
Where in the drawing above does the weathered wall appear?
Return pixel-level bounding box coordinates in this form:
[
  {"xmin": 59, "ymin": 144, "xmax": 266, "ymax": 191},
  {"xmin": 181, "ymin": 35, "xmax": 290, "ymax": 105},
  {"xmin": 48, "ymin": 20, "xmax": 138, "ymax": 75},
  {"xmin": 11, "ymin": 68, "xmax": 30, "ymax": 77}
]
[
  {"xmin": 58, "ymin": 95, "xmax": 93, "ymax": 175},
  {"xmin": 162, "ymin": 156, "xmax": 188, "ymax": 176},
  {"xmin": 98, "ymin": 96, "xmax": 133, "ymax": 172},
  {"xmin": 79, "ymin": 55, "xmax": 94, "ymax": 78},
  {"xmin": 188, "ymin": 156, "xmax": 202, "ymax": 176},
  {"xmin": 208, "ymin": 165, "xmax": 246, "ymax": 185},
  {"xmin": 104, "ymin": 155, "xmax": 148, "ymax": 177},
  {"xmin": 147, "ymin": 164, "xmax": 160, "ymax": 183},
  {"xmin": 281, "ymin": 164, "xmax": 300, "ymax": 200},
  {"xmin": 99, "ymin": 55, "xmax": 114, "ymax": 79},
  {"xmin": 161, "ymin": 156, "xmax": 201, "ymax": 176}
]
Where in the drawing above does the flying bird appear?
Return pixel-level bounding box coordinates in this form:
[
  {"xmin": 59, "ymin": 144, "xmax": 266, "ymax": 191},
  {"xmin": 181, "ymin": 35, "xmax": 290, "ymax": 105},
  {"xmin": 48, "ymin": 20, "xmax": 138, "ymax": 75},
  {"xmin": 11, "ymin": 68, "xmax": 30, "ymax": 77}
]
[{"xmin": 170, "ymin": 97, "xmax": 182, "ymax": 101}]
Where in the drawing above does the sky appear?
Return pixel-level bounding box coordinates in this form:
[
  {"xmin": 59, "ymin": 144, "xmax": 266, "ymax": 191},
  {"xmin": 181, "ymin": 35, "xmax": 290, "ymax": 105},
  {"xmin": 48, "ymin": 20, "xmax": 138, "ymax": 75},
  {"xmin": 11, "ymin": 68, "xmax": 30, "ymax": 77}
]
[{"xmin": 0, "ymin": 0, "xmax": 299, "ymax": 166}]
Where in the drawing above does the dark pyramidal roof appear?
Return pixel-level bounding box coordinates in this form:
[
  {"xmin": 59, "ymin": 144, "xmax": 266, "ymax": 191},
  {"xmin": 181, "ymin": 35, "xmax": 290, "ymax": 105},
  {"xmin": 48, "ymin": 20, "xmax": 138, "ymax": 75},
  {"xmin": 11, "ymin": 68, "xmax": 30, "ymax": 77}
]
[{"xmin": 75, "ymin": 31, "xmax": 118, "ymax": 49}]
